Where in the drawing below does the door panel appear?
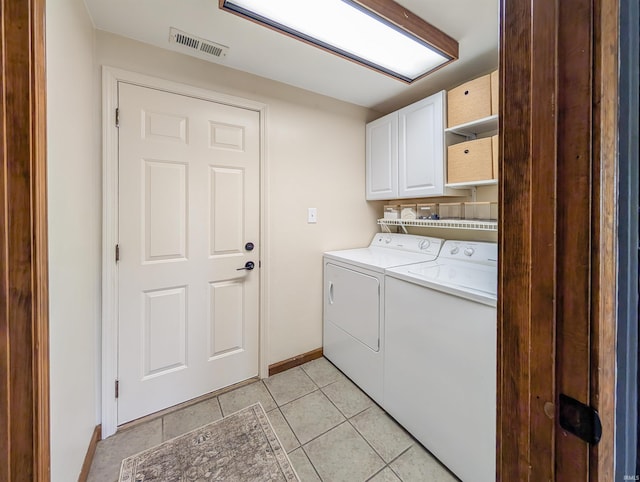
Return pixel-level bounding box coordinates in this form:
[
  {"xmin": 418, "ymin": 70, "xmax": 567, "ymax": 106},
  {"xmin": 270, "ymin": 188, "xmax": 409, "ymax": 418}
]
[
  {"xmin": 209, "ymin": 281, "xmax": 244, "ymax": 358},
  {"xmin": 210, "ymin": 167, "xmax": 244, "ymax": 255},
  {"xmin": 143, "ymin": 110, "xmax": 188, "ymax": 143},
  {"xmin": 144, "ymin": 160, "xmax": 187, "ymax": 262},
  {"xmin": 117, "ymin": 82, "xmax": 260, "ymax": 424},
  {"xmin": 324, "ymin": 262, "xmax": 380, "ymax": 351},
  {"xmin": 209, "ymin": 122, "xmax": 245, "ymax": 150},
  {"xmin": 143, "ymin": 287, "xmax": 187, "ymax": 377},
  {"xmin": 556, "ymin": 0, "xmax": 594, "ymax": 477},
  {"xmin": 398, "ymin": 91, "xmax": 444, "ymax": 198},
  {"xmin": 366, "ymin": 112, "xmax": 398, "ymax": 200}
]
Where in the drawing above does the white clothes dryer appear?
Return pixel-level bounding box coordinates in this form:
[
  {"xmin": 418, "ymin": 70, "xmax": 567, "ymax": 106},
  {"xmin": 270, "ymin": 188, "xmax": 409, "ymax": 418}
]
[{"xmin": 323, "ymin": 233, "xmax": 443, "ymax": 404}]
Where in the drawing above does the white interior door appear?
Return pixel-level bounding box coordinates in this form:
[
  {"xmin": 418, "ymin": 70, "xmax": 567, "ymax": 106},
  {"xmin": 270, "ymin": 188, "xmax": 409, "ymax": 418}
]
[{"xmin": 117, "ymin": 82, "xmax": 260, "ymax": 424}]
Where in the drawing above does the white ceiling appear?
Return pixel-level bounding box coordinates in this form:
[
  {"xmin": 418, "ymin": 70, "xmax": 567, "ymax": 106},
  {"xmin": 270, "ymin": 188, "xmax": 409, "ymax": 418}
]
[{"xmin": 83, "ymin": 0, "xmax": 499, "ymax": 112}]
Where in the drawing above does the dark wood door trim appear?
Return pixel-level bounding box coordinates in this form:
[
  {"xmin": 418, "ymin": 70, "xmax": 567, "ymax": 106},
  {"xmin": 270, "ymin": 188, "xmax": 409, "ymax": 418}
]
[
  {"xmin": 589, "ymin": 0, "xmax": 618, "ymax": 478},
  {"xmin": 555, "ymin": 0, "xmax": 594, "ymax": 477},
  {"xmin": 498, "ymin": 0, "xmax": 558, "ymax": 479},
  {"xmin": 499, "ymin": 0, "xmax": 617, "ymax": 479},
  {"xmin": 0, "ymin": 0, "xmax": 50, "ymax": 480}
]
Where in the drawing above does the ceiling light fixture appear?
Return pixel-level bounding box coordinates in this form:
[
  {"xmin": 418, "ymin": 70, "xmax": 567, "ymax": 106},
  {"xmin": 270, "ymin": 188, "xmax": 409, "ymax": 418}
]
[{"xmin": 219, "ymin": 0, "xmax": 458, "ymax": 83}]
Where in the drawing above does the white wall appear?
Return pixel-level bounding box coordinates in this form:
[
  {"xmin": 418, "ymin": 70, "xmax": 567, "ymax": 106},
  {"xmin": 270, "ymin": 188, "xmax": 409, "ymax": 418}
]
[
  {"xmin": 94, "ymin": 31, "xmax": 382, "ymax": 364},
  {"xmin": 46, "ymin": 0, "xmax": 100, "ymax": 480}
]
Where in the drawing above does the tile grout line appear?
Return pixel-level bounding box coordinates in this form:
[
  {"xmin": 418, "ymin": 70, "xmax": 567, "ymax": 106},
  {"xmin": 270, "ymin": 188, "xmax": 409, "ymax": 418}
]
[
  {"xmin": 291, "ymin": 361, "xmax": 391, "ymax": 480},
  {"xmin": 299, "ymin": 435, "xmax": 326, "ymax": 481},
  {"xmin": 365, "ymin": 465, "xmax": 392, "ymax": 482},
  {"xmin": 263, "ymin": 367, "xmax": 321, "ymax": 407},
  {"xmin": 344, "ymin": 412, "xmax": 391, "ymax": 475},
  {"xmin": 385, "ymin": 444, "xmax": 416, "ymax": 481},
  {"xmin": 299, "ymin": 419, "xmax": 387, "ymax": 482},
  {"xmin": 314, "ymin": 382, "xmax": 390, "ymax": 471},
  {"xmin": 319, "ymin": 380, "xmax": 376, "ymax": 420},
  {"xmin": 271, "ymin": 406, "xmax": 301, "ymax": 454}
]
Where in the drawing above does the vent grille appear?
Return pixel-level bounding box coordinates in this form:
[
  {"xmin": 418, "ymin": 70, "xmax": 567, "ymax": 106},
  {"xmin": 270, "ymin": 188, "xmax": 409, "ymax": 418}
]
[
  {"xmin": 169, "ymin": 28, "xmax": 229, "ymax": 58},
  {"xmin": 200, "ymin": 42, "xmax": 224, "ymax": 57},
  {"xmin": 175, "ymin": 33, "xmax": 199, "ymax": 50}
]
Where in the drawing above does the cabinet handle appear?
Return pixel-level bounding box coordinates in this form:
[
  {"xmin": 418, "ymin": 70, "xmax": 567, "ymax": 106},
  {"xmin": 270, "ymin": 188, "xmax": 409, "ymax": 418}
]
[
  {"xmin": 464, "ymin": 149, "xmax": 470, "ymax": 154},
  {"xmin": 329, "ymin": 282, "xmax": 334, "ymax": 304},
  {"xmin": 464, "ymin": 90, "xmax": 470, "ymax": 95}
]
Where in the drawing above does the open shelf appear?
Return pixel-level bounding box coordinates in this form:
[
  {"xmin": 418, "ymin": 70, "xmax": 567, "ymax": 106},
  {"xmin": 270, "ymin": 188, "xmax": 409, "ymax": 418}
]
[
  {"xmin": 378, "ymin": 218, "xmax": 497, "ymax": 232},
  {"xmin": 445, "ymin": 179, "xmax": 498, "ymax": 188},
  {"xmin": 445, "ymin": 115, "xmax": 498, "ymax": 137}
]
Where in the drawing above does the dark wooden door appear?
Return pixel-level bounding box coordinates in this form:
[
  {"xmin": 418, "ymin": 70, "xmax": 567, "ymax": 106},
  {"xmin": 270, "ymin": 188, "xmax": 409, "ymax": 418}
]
[
  {"xmin": 498, "ymin": 0, "xmax": 618, "ymax": 479},
  {"xmin": 555, "ymin": 0, "xmax": 595, "ymax": 478}
]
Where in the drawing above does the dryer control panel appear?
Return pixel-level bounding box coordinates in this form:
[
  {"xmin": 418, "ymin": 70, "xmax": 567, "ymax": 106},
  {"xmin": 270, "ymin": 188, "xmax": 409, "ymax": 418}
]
[{"xmin": 370, "ymin": 233, "xmax": 443, "ymax": 257}]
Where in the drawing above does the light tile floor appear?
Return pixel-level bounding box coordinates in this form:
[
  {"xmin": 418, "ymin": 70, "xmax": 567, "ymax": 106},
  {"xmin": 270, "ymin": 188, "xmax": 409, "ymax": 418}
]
[{"xmin": 87, "ymin": 357, "xmax": 459, "ymax": 481}]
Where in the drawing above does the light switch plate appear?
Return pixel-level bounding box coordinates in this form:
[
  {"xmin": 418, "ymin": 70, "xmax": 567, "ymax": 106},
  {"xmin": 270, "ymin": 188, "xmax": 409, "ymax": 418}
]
[{"xmin": 308, "ymin": 207, "xmax": 317, "ymax": 223}]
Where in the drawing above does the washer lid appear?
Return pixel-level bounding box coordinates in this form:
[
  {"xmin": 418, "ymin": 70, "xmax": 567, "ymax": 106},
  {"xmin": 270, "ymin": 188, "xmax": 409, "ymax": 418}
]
[
  {"xmin": 408, "ymin": 262, "xmax": 497, "ymax": 295},
  {"xmin": 387, "ymin": 260, "xmax": 497, "ymax": 306}
]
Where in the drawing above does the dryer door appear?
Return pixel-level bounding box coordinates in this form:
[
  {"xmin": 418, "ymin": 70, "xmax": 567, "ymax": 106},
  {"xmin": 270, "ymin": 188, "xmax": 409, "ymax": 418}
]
[{"xmin": 324, "ymin": 262, "xmax": 380, "ymax": 351}]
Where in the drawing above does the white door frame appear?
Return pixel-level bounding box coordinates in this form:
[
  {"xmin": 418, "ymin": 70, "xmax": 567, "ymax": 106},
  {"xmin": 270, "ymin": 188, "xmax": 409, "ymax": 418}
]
[{"xmin": 101, "ymin": 66, "xmax": 269, "ymax": 438}]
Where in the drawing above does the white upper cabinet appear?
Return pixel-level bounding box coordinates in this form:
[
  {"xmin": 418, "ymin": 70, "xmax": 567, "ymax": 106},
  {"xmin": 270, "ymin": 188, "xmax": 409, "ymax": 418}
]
[
  {"xmin": 398, "ymin": 92, "xmax": 444, "ymax": 198},
  {"xmin": 366, "ymin": 91, "xmax": 452, "ymax": 200},
  {"xmin": 365, "ymin": 111, "xmax": 398, "ymax": 200}
]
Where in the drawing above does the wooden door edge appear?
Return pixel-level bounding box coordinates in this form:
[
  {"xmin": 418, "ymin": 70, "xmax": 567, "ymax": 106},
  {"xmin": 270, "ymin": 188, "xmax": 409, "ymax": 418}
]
[
  {"xmin": 589, "ymin": 0, "xmax": 619, "ymax": 479},
  {"xmin": 33, "ymin": 0, "xmax": 51, "ymax": 479},
  {"xmin": 1, "ymin": 0, "xmax": 50, "ymax": 479}
]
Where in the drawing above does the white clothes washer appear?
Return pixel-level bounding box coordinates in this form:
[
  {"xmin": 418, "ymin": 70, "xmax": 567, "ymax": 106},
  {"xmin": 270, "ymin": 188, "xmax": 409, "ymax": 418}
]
[
  {"xmin": 384, "ymin": 240, "xmax": 497, "ymax": 482},
  {"xmin": 323, "ymin": 233, "xmax": 444, "ymax": 404}
]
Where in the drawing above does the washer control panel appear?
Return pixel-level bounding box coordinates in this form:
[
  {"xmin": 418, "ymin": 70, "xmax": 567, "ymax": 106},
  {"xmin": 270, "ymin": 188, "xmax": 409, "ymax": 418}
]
[
  {"xmin": 440, "ymin": 240, "xmax": 497, "ymax": 265},
  {"xmin": 370, "ymin": 233, "xmax": 443, "ymax": 256}
]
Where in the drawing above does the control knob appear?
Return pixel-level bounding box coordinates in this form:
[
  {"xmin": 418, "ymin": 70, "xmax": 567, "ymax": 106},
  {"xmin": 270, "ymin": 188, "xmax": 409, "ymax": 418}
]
[
  {"xmin": 450, "ymin": 246, "xmax": 460, "ymax": 255},
  {"xmin": 418, "ymin": 239, "xmax": 431, "ymax": 250},
  {"xmin": 464, "ymin": 247, "xmax": 475, "ymax": 257}
]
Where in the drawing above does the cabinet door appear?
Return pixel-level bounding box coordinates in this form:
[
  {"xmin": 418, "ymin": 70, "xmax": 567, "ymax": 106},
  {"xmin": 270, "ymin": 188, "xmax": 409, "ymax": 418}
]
[
  {"xmin": 366, "ymin": 112, "xmax": 398, "ymax": 200},
  {"xmin": 398, "ymin": 91, "xmax": 445, "ymax": 198}
]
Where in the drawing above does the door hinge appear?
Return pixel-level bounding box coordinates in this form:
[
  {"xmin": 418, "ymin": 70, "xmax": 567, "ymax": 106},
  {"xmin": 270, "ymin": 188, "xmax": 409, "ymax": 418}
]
[
  {"xmin": 558, "ymin": 393, "xmax": 602, "ymax": 445},
  {"xmin": 115, "ymin": 244, "xmax": 120, "ymax": 262},
  {"xmin": 115, "ymin": 379, "xmax": 119, "ymax": 399},
  {"xmin": 115, "ymin": 108, "xmax": 120, "ymax": 127}
]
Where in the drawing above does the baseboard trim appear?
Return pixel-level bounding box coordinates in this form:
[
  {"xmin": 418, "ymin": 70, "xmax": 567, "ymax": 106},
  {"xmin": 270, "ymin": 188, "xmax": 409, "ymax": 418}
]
[
  {"xmin": 78, "ymin": 424, "xmax": 101, "ymax": 482},
  {"xmin": 268, "ymin": 348, "xmax": 323, "ymax": 376}
]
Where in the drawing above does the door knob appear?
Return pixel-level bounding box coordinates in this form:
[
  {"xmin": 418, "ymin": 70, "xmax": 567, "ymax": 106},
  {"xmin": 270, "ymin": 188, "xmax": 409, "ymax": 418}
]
[{"xmin": 237, "ymin": 261, "xmax": 255, "ymax": 271}]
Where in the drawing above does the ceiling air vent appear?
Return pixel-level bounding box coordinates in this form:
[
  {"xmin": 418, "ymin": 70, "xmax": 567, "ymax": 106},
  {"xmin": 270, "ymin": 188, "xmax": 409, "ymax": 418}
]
[{"xmin": 169, "ymin": 28, "xmax": 229, "ymax": 59}]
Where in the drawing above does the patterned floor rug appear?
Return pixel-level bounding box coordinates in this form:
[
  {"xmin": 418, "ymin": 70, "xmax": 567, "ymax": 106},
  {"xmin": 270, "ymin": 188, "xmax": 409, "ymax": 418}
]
[{"xmin": 119, "ymin": 403, "xmax": 299, "ymax": 482}]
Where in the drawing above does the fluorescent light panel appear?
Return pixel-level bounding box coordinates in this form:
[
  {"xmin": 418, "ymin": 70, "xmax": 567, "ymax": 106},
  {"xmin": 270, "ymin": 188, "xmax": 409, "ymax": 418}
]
[{"xmin": 221, "ymin": 0, "xmax": 456, "ymax": 82}]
